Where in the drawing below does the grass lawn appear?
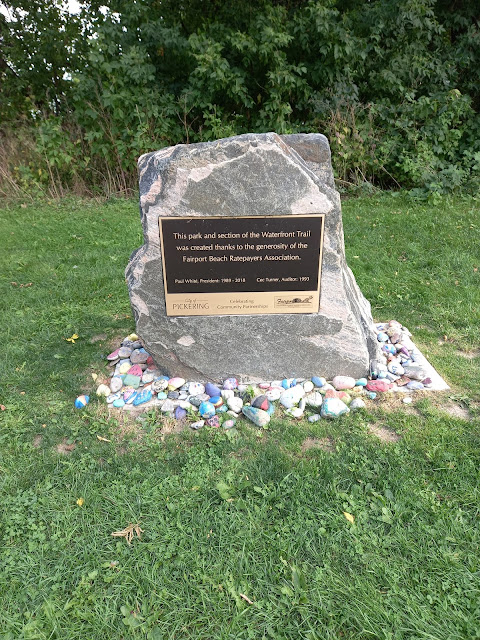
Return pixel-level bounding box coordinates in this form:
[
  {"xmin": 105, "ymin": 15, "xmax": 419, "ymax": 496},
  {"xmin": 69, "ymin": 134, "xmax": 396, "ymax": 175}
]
[{"xmin": 0, "ymin": 193, "xmax": 479, "ymax": 640}]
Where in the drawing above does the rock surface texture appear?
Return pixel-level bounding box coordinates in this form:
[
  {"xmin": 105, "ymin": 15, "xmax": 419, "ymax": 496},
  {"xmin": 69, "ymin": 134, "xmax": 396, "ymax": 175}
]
[{"xmin": 126, "ymin": 132, "xmax": 380, "ymax": 382}]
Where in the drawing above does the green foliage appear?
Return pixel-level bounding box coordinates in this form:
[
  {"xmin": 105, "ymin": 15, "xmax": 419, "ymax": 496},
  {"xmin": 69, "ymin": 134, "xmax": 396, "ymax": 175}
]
[{"xmin": 1, "ymin": 0, "xmax": 480, "ymax": 197}]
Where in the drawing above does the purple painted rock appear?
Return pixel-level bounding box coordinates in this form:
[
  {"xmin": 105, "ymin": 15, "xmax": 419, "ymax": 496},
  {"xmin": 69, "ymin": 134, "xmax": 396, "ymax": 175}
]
[
  {"xmin": 422, "ymin": 377, "xmax": 433, "ymax": 386},
  {"xmin": 205, "ymin": 382, "xmax": 222, "ymax": 397},
  {"xmin": 133, "ymin": 388, "xmax": 153, "ymax": 406},
  {"xmin": 223, "ymin": 377, "xmax": 238, "ymax": 390},
  {"xmin": 127, "ymin": 364, "xmax": 143, "ymax": 377},
  {"xmin": 206, "ymin": 415, "xmax": 220, "ymax": 428},
  {"xmin": 252, "ymin": 395, "xmax": 270, "ymax": 411},
  {"xmin": 174, "ymin": 406, "xmax": 187, "ymax": 420},
  {"xmin": 407, "ymin": 381, "xmax": 425, "ymax": 391},
  {"xmin": 332, "ymin": 376, "xmax": 356, "ymax": 390},
  {"xmin": 107, "ymin": 348, "xmax": 120, "ymax": 361}
]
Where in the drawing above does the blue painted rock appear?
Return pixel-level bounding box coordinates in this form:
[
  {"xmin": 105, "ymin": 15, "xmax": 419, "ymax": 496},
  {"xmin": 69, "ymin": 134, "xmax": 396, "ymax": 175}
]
[
  {"xmin": 190, "ymin": 420, "xmax": 205, "ymax": 430},
  {"xmin": 168, "ymin": 391, "xmax": 180, "ymax": 399},
  {"xmin": 252, "ymin": 395, "xmax": 270, "ymax": 411},
  {"xmin": 216, "ymin": 404, "xmax": 228, "ymax": 413},
  {"xmin": 332, "ymin": 376, "xmax": 356, "ymax": 390},
  {"xmin": 113, "ymin": 397, "xmax": 125, "ymax": 408},
  {"xmin": 156, "ymin": 391, "xmax": 168, "ymax": 400},
  {"xmin": 281, "ymin": 378, "xmax": 297, "ymax": 389},
  {"xmin": 377, "ymin": 332, "xmax": 388, "ymax": 342},
  {"xmin": 110, "ymin": 376, "xmax": 124, "ymax": 393},
  {"xmin": 133, "ymin": 389, "xmax": 152, "ymax": 406},
  {"xmin": 123, "ymin": 374, "xmax": 141, "ymax": 389},
  {"xmin": 367, "ymin": 392, "xmax": 377, "ymax": 400},
  {"xmin": 210, "ymin": 395, "xmax": 223, "ymax": 408},
  {"xmin": 355, "ymin": 378, "xmax": 368, "ymax": 387},
  {"xmin": 223, "ymin": 377, "xmax": 238, "ymax": 390},
  {"xmin": 227, "ymin": 397, "xmax": 243, "ymax": 413},
  {"xmin": 125, "ymin": 390, "xmax": 138, "ymax": 404},
  {"xmin": 107, "ymin": 392, "xmax": 121, "ymax": 404},
  {"xmin": 74, "ymin": 394, "xmax": 89, "ymax": 409},
  {"xmin": 127, "ymin": 364, "xmax": 143, "ymax": 377},
  {"xmin": 205, "ymin": 382, "xmax": 222, "ymax": 397},
  {"xmin": 199, "ymin": 401, "xmax": 216, "ymax": 419},
  {"xmin": 265, "ymin": 401, "xmax": 275, "ymax": 416},
  {"xmin": 320, "ymin": 397, "xmax": 350, "ymax": 419},
  {"xmin": 242, "ymin": 406, "xmax": 270, "ymax": 428},
  {"xmin": 174, "ymin": 406, "xmax": 187, "ymax": 420},
  {"xmin": 406, "ymin": 381, "xmax": 425, "ymax": 391},
  {"xmin": 308, "ymin": 414, "xmax": 321, "ymax": 423},
  {"xmin": 168, "ymin": 377, "xmax": 185, "ymax": 390},
  {"xmin": 223, "ymin": 419, "xmax": 236, "ymax": 429},
  {"xmin": 382, "ymin": 344, "xmax": 396, "ymax": 355},
  {"xmin": 387, "ymin": 361, "xmax": 404, "ymax": 376},
  {"xmin": 107, "ymin": 348, "xmax": 120, "ymax": 361},
  {"xmin": 311, "ymin": 376, "xmax": 326, "ymax": 388}
]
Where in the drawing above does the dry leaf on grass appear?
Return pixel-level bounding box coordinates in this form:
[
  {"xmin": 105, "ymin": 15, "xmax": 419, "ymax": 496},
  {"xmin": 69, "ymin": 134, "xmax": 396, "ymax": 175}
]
[
  {"xmin": 343, "ymin": 511, "xmax": 355, "ymax": 524},
  {"xmin": 240, "ymin": 593, "xmax": 253, "ymax": 604},
  {"xmin": 111, "ymin": 523, "xmax": 144, "ymax": 544},
  {"xmin": 97, "ymin": 435, "xmax": 111, "ymax": 442}
]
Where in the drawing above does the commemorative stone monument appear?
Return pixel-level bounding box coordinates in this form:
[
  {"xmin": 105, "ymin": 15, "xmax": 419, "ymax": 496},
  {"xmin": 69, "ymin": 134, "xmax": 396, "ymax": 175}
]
[{"xmin": 126, "ymin": 132, "xmax": 380, "ymax": 382}]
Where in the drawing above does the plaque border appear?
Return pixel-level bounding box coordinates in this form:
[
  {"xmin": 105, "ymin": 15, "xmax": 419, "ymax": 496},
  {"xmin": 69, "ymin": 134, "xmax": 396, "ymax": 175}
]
[{"xmin": 159, "ymin": 214, "xmax": 325, "ymax": 317}]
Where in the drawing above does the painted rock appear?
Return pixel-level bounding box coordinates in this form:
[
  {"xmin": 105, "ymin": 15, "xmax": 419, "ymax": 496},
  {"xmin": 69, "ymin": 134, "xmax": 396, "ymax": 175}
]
[
  {"xmin": 396, "ymin": 376, "xmax": 411, "ymax": 387},
  {"xmin": 382, "ymin": 344, "xmax": 396, "ymax": 355},
  {"xmin": 153, "ymin": 378, "xmax": 169, "ymax": 392},
  {"xmin": 311, "ymin": 376, "xmax": 326, "ymax": 388},
  {"xmin": 403, "ymin": 367, "xmax": 427, "ymax": 381},
  {"xmin": 265, "ymin": 401, "xmax": 275, "ymax": 416},
  {"xmin": 174, "ymin": 406, "xmax": 187, "ymax": 420},
  {"xmin": 216, "ymin": 404, "xmax": 228, "ymax": 413},
  {"xmin": 406, "ymin": 381, "xmax": 425, "ymax": 391},
  {"xmin": 223, "ymin": 377, "xmax": 238, "ymax": 390},
  {"xmin": 168, "ymin": 377, "xmax": 185, "ymax": 391},
  {"xmin": 125, "ymin": 390, "xmax": 137, "ymax": 404},
  {"xmin": 107, "ymin": 348, "xmax": 120, "ymax": 361},
  {"xmin": 242, "ymin": 406, "xmax": 270, "ymax": 428},
  {"xmin": 308, "ymin": 414, "xmax": 321, "ymax": 423},
  {"xmin": 123, "ymin": 387, "xmax": 136, "ymax": 402},
  {"xmin": 304, "ymin": 391, "xmax": 323, "ymax": 408},
  {"xmin": 127, "ymin": 364, "xmax": 143, "ymax": 377},
  {"xmin": 123, "ymin": 374, "xmax": 141, "ymax": 389},
  {"xmin": 118, "ymin": 362, "xmax": 131, "ymax": 375},
  {"xmin": 221, "ymin": 389, "xmax": 234, "ymax": 401},
  {"xmin": 168, "ymin": 391, "xmax": 180, "ymax": 400},
  {"xmin": 146, "ymin": 355, "xmax": 155, "ymax": 367},
  {"xmin": 190, "ymin": 420, "xmax": 205, "ymax": 430},
  {"xmin": 350, "ymin": 398, "xmax": 366, "ymax": 411},
  {"xmin": 74, "ymin": 394, "xmax": 89, "ymax": 409},
  {"xmin": 422, "ymin": 377, "xmax": 433, "ymax": 387},
  {"xmin": 96, "ymin": 383, "xmax": 111, "ymax": 397},
  {"xmin": 320, "ymin": 397, "xmax": 350, "ymax": 419},
  {"xmin": 286, "ymin": 407, "xmax": 304, "ymax": 418},
  {"xmin": 210, "ymin": 395, "xmax": 223, "ymax": 408},
  {"xmin": 156, "ymin": 391, "xmax": 168, "ymax": 401},
  {"xmin": 110, "ymin": 376, "xmax": 124, "ymax": 393},
  {"xmin": 199, "ymin": 401, "xmax": 216, "ymax": 419},
  {"xmin": 223, "ymin": 419, "xmax": 236, "ymax": 429},
  {"xmin": 259, "ymin": 382, "xmax": 270, "ymax": 390},
  {"xmin": 281, "ymin": 378, "xmax": 296, "ymax": 389},
  {"xmin": 188, "ymin": 381, "xmax": 205, "ymax": 396},
  {"xmin": 367, "ymin": 392, "xmax": 377, "ymax": 400},
  {"xmin": 206, "ymin": 415, "xmax": 220, "ymax": 428},
  {"xmin": 318, "ymin": 383, "xmax": 335, "ymax": 395},
  {"xmin": 387, "ymin": 361, "xmax": 404, "ymax": 376},
  {"xmin": 107, "ymin": 392, "xmax": 121, "ymax": 404},
  {"xmin": 205, "ymin": 382, "xmax": 222, "ymax": 397},
  {"xmin": 377, "ymin": 332, "xmax": 389, "ymax": 342},
  {"xmin": 265, "ymin": 387, "xmax": 282, "ymax": 401},
  {"xmin": 366, "ymin": 380, "xmax": 392, "ymax": 392},
  {"xmin": 112, "ymin": 397, "xmax": 125, "ymax": 408},
  {"xmin": 142, "ymin": 371, "xmax": 155, "ymax": 384},
  {"xmin": 279, "ymin": 385, "xmax": 305, "ymax": 409},
  {"xmin": 303, "ymin": 380, "xmax": 314, "ymax": 393},
  {"xmin": 160, "ymin": 399, "xmax": 176, "ymax": 413},
  {"xmin": 133, "ymin": 389, "xmax": 153, "ymax": 406},
  {"xmin": 130, "ymin": 349, "xmax": 149, "ymax": 364},
  {"xmin": 118, "ymin": 346, "xmax": 132, "ymax": 358},
  {"xmin": 355, "ymin": 378, "xmax": 368, "ymax": 387},
  {"xmin": 252, "ymin": 395, "xmax": 270, "ymax": 411},
  {"xmin": 227, "ymin": 397, "xmax": 243, "ymax": 413},
  {"xmin": 332, "ymin": 376, "xmax": 356, "ymax": 390}
]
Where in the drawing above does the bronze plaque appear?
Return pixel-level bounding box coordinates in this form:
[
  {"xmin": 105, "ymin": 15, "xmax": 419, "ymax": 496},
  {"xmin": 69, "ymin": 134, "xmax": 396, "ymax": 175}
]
[{"xmin": 159, "ymin": 214, "xmax": 324, "ymax": 316}]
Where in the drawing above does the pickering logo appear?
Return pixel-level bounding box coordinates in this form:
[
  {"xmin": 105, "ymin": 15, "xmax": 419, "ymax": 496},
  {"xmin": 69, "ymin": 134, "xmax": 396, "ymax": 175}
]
[
  {"xmin": 275, "ymin": 295, "xmax": 314, "ymax": 307},
  {"xmin": 173, "ymin": 298, "xmax": 210, "ymax": 310}
]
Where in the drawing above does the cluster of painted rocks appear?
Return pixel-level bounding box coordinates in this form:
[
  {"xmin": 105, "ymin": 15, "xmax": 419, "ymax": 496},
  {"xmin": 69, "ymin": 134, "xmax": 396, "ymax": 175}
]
[{"xmin": 92, "ymin": 322, "xmax": 430, "ymax": 428}]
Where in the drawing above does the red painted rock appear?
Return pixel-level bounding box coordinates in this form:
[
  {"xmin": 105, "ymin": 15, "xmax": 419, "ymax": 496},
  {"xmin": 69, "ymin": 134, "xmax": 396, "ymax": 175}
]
[
  {"xmin": 127, "ymin": 364, "xmax": 143, "ymax": 377},
  {"xmin": 146, "ymin": 355, "xmax": 155, "ymax": 367},
  {"xmin": 366, "ymin": 380, "xmax": 392, "ymax": 392}
]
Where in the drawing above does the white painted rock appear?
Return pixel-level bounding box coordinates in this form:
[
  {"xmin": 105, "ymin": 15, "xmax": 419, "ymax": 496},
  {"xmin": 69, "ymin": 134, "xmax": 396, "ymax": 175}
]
[
  {"xmin": 332, "ymin": 375, "xmax": 356, "ymax": 390},
  {"xmin": 227, "ymin": 397, "xmax": 243, "ymax": 413}
]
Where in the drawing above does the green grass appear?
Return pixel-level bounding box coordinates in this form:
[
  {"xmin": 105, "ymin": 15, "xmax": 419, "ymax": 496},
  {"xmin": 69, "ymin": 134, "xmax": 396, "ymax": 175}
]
[{"xmin": 0, "ymin": 193, "xmax": 479, "ymax": 640}]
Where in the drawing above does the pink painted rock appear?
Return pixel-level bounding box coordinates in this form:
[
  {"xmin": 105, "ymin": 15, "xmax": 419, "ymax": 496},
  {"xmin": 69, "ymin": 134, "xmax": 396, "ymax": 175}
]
[
  {"xmin": 366, "ymin": 380, "xmax": 392, "ymax": 392},
  {"xmin": 332, "ymin": 375, "xmax": 356, "ymax": 390},
  {"xmin": 325, "ymin": 388, "xmax": 350, "ymax": 402},
  {"xmin": 127, "ymin": 364, "xmax": 143, "ymax": 377},
  {"xmin": 107, "ymin": 348, "xmax": 120, "ymax": 361}
]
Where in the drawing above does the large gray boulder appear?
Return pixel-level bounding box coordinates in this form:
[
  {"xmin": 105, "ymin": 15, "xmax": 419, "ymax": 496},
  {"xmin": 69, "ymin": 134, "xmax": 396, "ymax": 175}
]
[{"xmin": 126, "ymin": 132, "xmax": 379, "ymax": 382}]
